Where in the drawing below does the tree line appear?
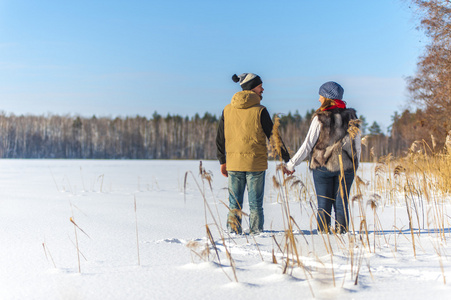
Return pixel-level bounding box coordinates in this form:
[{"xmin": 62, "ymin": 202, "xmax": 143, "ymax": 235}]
[
  {"xmin": 0, "ymin": 112, "xmax": 217, "ymax": 159},
  {"xmin": 0, "ymin": 109, "xmax": 426, "ymax": 161}
]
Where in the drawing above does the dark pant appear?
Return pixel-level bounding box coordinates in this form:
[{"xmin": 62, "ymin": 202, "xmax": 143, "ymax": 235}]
[{"xmin": 312, "ymin": 167, "xmax": 355, "ymax": 233}]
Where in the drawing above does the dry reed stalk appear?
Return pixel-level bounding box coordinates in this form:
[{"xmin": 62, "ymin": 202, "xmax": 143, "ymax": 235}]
[
  {"xmin": 272, "ymin": 249, "xmax": 278, "ymax": 264},
  {"xmin": 271, "ymin": 232, "xmax": 283, "ymax": 264},
  {"xmin": 348, "ymin": 234, "xmax": 356, "ymax": 278},
  {"xmin": 277, "ymin": 184, "xmax": 299, "ymax": 273},
  {"xmin": 67, "ymin": 235, "xmax": 88, "ymax": 262},
  {"xmin": 338, "ymin": 154, "xmax": 350, "ymax": 234},
  {"xmin": 310, "ymin": 200, "xmax": 334, "ymax": 253},
  {"xmin": 356, "ymin": 191, "xmax": 371, "ymax": 251},
  {"xmin": 184, "ymin": 170, "xmax": 220, "ymax": 227},
  {"xmin": 205, "ymin": 225, "xmax": 222, "ymax": 265},
  {"xmin": 368, "ymin": 194, "xmax": 380, "ymax": 253},
  {"xmin": 246, "ymin": 226, "xmax": 264, "ymax": 261},
  {"xmin": 97, "ymin": 174, "xmax": 104, "ymax": 192},
  {"xmin": 184, "ymin": 163, "xmax": 239, "ymax": 282},
  {"xmin": 431, "ymin": 196, "xmax": 446, "ymax": 241},
  {"xmin": 42, "ymin": 242, "xmax": 56, "ymax": 268},
  {"xmin": 281, "ymin": 230, "xmax": 315, "ymax": 297},
  {"xmin": 269, "ymin": 115, "xmax": 283, "ymax": 159},
  {"xmin": 446, "ymin": 130, "xmax": 451, "ymax": 154},
  {"xmin": 393, "ymin": 164, "xmax": 407, "ymax": 252},
  {"xmin": 80, "ymin": 167, "xmax": 86, "ymax": 192},
  {"xmin": 274, "ymin": 172, "xmax": 290, "ymax": 231},
  {"xmin": 48, "ymin": 167, "xmax": 60, "ymax": 192},
  {"xmin": 63, "ymin": 175, "xmax": 74, "ymax": 194},
  {"xmin": 329, "ymin": 252, "xmax": 336, "ymax": 288},
  {"xmin": 206, "ymin": 225, "xmax": 237, "ymax": 282},
  {"xmin": 432, "ymin": 240, "xmax": 447, "ymax": 285},
  {"xmin": 70, "ymin": 217, "xmax": 81, "ymax": 273},
  {"xmin": 273, "ymin": 233, "xmax": 284, "ymax": 251},
  {"xmin": 406, "ymin": 177, "xmax": 422, "ymax": 232},
  {"xmin": 347, "ymin": 120, "xmax": 362, "ymax": 233},
  {"xmin": 354, "ymin": 234, "xmax": 366, "ymax": 285},
  {"xmin": 317, "ymin": 224, "xmax": 335, "ymax": 286},
  {"xmin": 134, "ymin": 195, "xmax": 140, "ymax": 266},
  {"xmin": 374, "ymin": 212, "xmax": 396, "ymax": 258},
  {"xmin": 378, "ymin": 154, "xmax": 395, "ymax": 205},
  {"xmin": 271, "ymin": 165, "xmax": 315, "ymax": 297},
  {"xmin": 351, "ymin": 193, "xmax": 363, "ymax": 236},
  {"xmin": 271, "ymin": 117, "xmax": 302, "ymax": 269},
  {"xmin": 352, "ymin": 166, "xmax": 371, "ymax": 252},
  {"xmin": 403, "ymin": 189, "xmax": 417, "ymax": 258}
]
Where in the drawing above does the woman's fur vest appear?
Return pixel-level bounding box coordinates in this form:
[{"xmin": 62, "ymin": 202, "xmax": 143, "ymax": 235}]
[{"xmin": 309, "ymin": 108, "xmax": 359, "ymax": 172}]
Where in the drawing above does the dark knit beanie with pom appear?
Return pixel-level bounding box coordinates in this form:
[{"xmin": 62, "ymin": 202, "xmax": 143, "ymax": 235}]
[{"xmin": 232, "ymin": 73, "xmax": 262, "ymax": 90}]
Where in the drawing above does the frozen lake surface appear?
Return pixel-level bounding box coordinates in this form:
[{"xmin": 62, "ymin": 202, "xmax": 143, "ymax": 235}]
[{"xmin": 1, "ymin": 159, "xmax": 450, "ymax": 299}]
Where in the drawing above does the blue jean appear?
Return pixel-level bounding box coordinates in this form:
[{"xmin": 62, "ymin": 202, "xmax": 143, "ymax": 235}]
[
  {"xmin": 312, "ymin": 167, "xmax": 355, "ymax": 233},
  {"xmin": 227, "ymin": 171, "xmax": 265, "ymax": 234}
]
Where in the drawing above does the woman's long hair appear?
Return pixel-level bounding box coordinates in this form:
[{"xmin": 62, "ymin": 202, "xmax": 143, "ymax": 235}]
[{"xmin": 315, "ymin": 97, "xmax": 336, "ymax": 113}]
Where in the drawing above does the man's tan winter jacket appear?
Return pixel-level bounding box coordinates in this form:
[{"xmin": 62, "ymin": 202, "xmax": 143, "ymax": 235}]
[{"xmin": 224, "ymin": 90, "xmax": 267, "ymax": 172}]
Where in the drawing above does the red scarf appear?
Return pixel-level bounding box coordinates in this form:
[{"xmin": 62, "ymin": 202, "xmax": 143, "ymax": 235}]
[{"xmin": 323, "ymin": 99, "xmax": 346, "ymax": 111}]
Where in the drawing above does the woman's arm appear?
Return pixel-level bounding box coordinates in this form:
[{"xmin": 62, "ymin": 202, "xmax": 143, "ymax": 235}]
[
  {"xmin": 285, "ymin": 116, "xmax": 321, "ymax": 172},
  {"xmin": 355, "ymin": 131, "xmax": 361, "ymax": 163}
]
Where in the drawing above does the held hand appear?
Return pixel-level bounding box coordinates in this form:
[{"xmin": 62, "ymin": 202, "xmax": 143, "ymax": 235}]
[
  {"xmin": 220, "ymin": 163, "xmax": 228, "ymax": 177},
  {"xmin": 282, "ymin": 166, "xmax": 295, "ymax": 176}
]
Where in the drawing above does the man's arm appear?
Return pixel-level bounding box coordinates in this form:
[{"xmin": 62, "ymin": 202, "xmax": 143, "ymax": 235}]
[
  {"xmin": 216, "ymin": 111, "xmax": 228, "ymax": 177},
  {"xmin": 260, "ymin": 108, "xmax": 291, "ymax": 162}
]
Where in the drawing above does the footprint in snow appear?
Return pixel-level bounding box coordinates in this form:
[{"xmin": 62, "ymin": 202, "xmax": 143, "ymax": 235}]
[{"xmin": 161, "ymin": 238, "xmax": 186, "ymax": 244}]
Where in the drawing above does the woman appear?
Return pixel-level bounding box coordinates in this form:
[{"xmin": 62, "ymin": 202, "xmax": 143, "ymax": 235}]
[{"xmin": 284, "ymin": 81, "xmax": 361, "ymax": 234}]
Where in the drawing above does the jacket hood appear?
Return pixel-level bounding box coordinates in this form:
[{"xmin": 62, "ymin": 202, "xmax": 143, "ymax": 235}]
[{"xmin": 231, "ymin": 90, "xmax": 261, "ymax": 109}]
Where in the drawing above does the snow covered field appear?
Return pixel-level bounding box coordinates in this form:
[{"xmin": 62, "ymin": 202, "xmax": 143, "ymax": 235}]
[{"xmin": 1, "ymin": 159, "xmax": 451, "ymax": 299}]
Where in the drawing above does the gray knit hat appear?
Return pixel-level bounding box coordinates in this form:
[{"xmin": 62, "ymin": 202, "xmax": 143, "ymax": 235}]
[
  {"xmin": 319, "ymin": 81, "xmax": 344, "ymax": 100},
  {"xmin": 232, "ymin": 73, "xmax": 262, "ymax": 90}
]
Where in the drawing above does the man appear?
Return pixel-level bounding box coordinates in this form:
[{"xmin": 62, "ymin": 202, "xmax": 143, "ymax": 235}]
[{"xmin": 216, "ymin": 73, "xmax": 290, "ymax": 234}]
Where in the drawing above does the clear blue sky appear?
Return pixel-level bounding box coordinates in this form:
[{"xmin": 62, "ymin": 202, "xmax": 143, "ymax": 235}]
[{"xmin": 0, "ymin": 0, "xmax": 424, "ymax": 132}]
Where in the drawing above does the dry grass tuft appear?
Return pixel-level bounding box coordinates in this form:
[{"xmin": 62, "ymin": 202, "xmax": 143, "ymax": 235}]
[
  {"xmin": 269, "ymin": 114, "xmax": 283, "ymax": 160},
  {"xmin": 394, "ymin": 165, "xmax": 406, "ymax": 177},
  {"xmin": 445, "ymin": 130, "xmax": 451, "ymax": 154},
  {"xmin": 351, "ymin": 194, "xmax": 363, "ymax": 202},
  {"xmin": 199, "ymin": 161, "xmax": 213, "ymax": 188},
  {"xmin": 272, "ymin": 175, "xmax": 280, "ymax": 189},
  {"xmin": 348, "ymin": 119, "xmax": 362, "ymax": 139},
  {"xmin": 409, "ymin": 140, "xmax": 422, "ymax": 153},
  {"xmin": 227, "ymin": 209, "xmax": 245, "ymax": 234},
  {"xmin": 354, "ymin": 176, "xmax": 367, "ymax": 189},
  {"xmin": 361, "ymin": 136, "xmax": 369, "ymax": 147},
  {"xmin": 367, "ymin": 194, "xmax": 381, "ymax": 211},
  {"xmin": 186, "ymin": 240, "xmax": 211, "ymax": 261}
]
